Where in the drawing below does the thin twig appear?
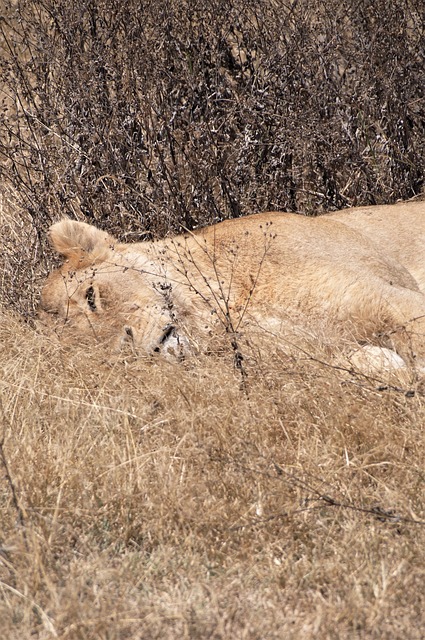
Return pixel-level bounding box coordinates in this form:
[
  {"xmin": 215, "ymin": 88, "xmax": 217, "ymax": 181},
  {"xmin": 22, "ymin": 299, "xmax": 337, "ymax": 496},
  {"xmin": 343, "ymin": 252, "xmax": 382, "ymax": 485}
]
[{"xmin": 0, "ymin": 401, "xmax": 28, "ymax": 549}]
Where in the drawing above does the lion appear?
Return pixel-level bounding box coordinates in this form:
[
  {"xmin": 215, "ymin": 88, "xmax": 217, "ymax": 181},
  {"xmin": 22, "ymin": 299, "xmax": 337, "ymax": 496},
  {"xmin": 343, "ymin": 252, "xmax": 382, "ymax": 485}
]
[{"xmin": 39, "ymin": 200, "xmax": 425, "ymax": 372}]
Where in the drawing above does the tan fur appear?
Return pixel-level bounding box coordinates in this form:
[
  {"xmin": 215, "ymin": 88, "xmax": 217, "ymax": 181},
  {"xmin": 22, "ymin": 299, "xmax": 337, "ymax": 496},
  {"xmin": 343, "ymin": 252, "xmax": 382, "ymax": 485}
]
[{"xmin": 39, "ymin": 201, "xmax": 425, "ymax": 367}]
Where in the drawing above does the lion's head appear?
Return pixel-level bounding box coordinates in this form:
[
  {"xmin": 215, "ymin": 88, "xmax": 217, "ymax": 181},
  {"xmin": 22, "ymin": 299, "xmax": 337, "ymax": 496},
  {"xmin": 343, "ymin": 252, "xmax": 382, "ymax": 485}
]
[{"xmin": 39, "ymin": 219, "xmax": 190, "ymax": 356}]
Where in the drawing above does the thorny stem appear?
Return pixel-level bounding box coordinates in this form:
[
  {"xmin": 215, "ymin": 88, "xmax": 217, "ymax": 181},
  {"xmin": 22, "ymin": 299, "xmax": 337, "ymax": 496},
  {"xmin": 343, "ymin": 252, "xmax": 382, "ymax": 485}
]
[{"xmin": 168, "ymin": 225, "xmax": 276, "ymax": 393}]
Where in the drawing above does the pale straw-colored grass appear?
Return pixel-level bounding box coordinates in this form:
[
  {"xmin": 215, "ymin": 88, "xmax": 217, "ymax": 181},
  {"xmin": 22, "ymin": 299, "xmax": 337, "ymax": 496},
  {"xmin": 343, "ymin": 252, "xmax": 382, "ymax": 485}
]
[{"xmin": 1, "ymin": 303, "xmax": 425, "ymax": 639}]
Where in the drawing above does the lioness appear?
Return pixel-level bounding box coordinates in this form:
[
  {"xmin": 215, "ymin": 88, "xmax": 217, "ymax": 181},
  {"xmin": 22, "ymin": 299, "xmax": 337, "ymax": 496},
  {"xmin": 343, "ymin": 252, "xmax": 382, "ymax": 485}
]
[{"xmin": 39, "ymin": 200, "xmax": 425, "ymax": 370}]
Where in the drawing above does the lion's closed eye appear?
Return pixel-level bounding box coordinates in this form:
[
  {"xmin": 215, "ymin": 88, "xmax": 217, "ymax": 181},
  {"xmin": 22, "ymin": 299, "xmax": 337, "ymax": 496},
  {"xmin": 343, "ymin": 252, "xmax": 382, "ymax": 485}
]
[{"xmin": 85, "ymin": 286, "xmax": 97, "ymax": 312}]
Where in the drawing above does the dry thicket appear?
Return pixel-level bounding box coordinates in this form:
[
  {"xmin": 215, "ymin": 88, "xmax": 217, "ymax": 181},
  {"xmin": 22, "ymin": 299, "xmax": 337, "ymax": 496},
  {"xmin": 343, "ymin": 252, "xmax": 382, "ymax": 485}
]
[{"xmin": 1, "ymin": 1, "xmax": 425, "ymax": 638}]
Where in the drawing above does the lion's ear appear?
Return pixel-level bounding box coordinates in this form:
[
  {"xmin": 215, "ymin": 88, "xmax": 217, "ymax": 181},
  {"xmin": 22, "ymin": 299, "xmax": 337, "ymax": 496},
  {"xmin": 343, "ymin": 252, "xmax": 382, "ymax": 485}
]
[{"xmin": 49, "ymin": 219, "xmax": 116, "ymax": 263}]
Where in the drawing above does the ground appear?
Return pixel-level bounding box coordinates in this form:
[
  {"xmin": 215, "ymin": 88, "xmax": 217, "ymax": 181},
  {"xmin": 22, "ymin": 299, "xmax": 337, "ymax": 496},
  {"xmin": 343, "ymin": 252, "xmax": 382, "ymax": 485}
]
[{"xmin": 1, "ymin": 309, "xmax": 425, "ymax": 639}]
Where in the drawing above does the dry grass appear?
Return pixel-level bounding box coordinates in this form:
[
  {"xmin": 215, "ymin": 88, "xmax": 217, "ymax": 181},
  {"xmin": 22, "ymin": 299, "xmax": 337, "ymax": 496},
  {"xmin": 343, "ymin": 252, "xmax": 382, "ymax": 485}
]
[{"xmin": 1, "ymin": 302, "xmax": 425, "ymax": 638}]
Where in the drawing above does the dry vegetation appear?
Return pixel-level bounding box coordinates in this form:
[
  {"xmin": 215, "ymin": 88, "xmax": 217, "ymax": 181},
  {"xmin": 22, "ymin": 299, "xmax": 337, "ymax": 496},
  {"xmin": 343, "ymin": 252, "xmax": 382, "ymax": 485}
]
[
  {"xmin": 1, "ymin": 0, "xmax": 425, "ymax": 638},
  {"xmin": 1, "ymin": 307, "xmax": 425, "ymax": 639}
]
